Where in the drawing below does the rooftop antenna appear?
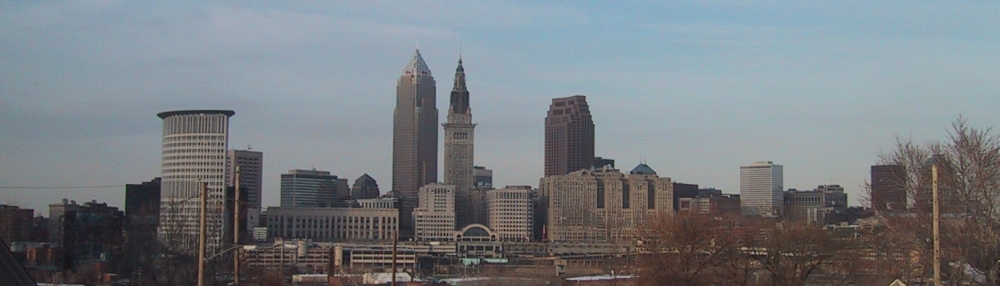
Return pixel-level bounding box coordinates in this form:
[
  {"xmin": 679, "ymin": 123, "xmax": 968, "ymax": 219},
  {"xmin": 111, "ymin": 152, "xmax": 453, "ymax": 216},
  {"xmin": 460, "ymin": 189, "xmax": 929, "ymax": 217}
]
[{"xmin": 247, "ymin": 144, "xmax": 252, "ymax": 151}]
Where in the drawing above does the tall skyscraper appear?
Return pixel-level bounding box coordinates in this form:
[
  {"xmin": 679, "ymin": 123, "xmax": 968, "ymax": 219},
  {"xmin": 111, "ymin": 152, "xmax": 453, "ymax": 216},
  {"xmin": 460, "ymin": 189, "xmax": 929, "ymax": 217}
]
[
  {"xmin": 442, "ymin": 57, "xmax": 477, "ymax": 228},
  {"xmin": 157, "ymin": 109, "xmax": 234, "ymax": 254},
  {"xmin": 545, "ymin": 95, "xmax": 595, "ymax": 177},
  {"xmin": 392, "ymin": 49, "xmax": 438, "ymax": 236},
  {"xmin": 739, "ymin": 161, "xmax": 784, "ymax": 216},
  {"xmin": 871, "ymin": 164, "xmax": 906, "ymax": 213},
  {"xmin": 280, "ymin": 169, "xmax": 342, "ymax": 208},
  {"xmin": 228, "ymin": 149, "xmax": 263, "ymax": 209}
]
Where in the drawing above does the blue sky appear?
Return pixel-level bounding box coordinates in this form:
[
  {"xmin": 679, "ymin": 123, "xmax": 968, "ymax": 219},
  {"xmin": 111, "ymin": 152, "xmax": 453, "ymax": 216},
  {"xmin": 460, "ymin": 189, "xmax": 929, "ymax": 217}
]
[{"xmin": 2, "ymin": 1, "xmax": 998, "ymax": 214}]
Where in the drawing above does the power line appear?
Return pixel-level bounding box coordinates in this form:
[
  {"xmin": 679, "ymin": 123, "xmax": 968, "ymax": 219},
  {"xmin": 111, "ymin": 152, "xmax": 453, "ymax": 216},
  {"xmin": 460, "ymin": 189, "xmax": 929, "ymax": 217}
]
[{"xmin": 0, "ymin": 185, "xmax": 124, "ymax": 189}]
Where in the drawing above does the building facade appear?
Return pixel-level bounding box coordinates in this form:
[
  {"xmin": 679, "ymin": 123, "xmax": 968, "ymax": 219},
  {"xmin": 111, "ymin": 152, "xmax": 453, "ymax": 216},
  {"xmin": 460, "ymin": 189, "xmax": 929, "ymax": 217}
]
[
  {"xmin": 356, "ymin": 198, "xmax": 398, "ymax": 209},
  {"xmin": 351, "ymin": 174, "xmax": 380, "ymax": 199},
  {"xmin": 0, "ymin": 205, "xmax": 34, "ymax": 242},
  {"xmin": 228, "ymin": 149, "xmax": 264, "ymax": 209},
  {"xmin": 266, "ymin": 207, "xmax": 399, "ymax": 242},
  {"xmin": 124, "ymin": 178, "xmax": 161, "ymax": 272},
  {"xmin": 740, "ymin": 161, "xmax": 784, "ymax": 216},
  {"xmin": 677, "ymin": 189, "xmax": 741, "ymax": 216},
  {"xmin": 49, "ymin": 199, "xmax": 83, "ymax": 244},
  {"xmin": 592, "ymin": 157, "xmax": 615, "ymax": 169},
  {"xmin": 473, "ymin": 166, "xmax": 493, "ymax": 188},
  {"xmin": 871, "ymin": 164, "xmax": 906, "ymax": 213},
  {"xmin": 59, "ymin": 201, "xmax": 125, "ymax": 271},
  {"xmin": 413, "ymin": 183, "xmax": 456, "ymax": 241},
  {"xmin": 392, "ymin": 49, "xmax": 439, "ymax": 237},
  {"xmin": 487, "ymin": 186, "xmax": 534, "ymax": 242},
  {"xmin": 156, "ymin": 109, "xmax": 234, "ymax": 254},
  {"xmin": 783, "ymin": 185, "xmax": 848, "ymax": 224},
  {"xmin": 280, "ymin": 169, "xmax": 345, "ymax": 208},
  {"xmin": 544, "ymin": 95, "xmax": 595, "ymax": 177},
  {"xmin": 539, "ymin": 164, "xmax": 673, "ymax": 243}
]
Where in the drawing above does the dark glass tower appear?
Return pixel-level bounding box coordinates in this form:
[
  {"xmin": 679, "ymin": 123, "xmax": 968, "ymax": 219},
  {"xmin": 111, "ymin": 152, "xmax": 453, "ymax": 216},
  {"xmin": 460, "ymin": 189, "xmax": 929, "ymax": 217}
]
[
  {"xmin": 392, "ymin": 49, "xmax": 438, "ymax": 236},
  {"xmin": 545, "ymin": 95, "xmax": 595, "ymax": 177},
  {"xmin": 443, "ymin": 57, "xmax": 477, "ymax": 227}
]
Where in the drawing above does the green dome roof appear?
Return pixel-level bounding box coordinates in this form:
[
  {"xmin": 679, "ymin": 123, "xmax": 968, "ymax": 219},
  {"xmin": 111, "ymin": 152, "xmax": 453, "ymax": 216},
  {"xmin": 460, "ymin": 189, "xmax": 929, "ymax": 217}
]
[{"xmin": 629, "ymin": 163, "xmax": 657, "ymax": 175}]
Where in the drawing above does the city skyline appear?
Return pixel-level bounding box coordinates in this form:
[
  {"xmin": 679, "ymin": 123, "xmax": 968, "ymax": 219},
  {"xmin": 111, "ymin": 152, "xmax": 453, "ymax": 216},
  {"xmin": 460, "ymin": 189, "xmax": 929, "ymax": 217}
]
[{"xmin": 3, "ymin": 2, "xmax": 1000, "ymax": 213}]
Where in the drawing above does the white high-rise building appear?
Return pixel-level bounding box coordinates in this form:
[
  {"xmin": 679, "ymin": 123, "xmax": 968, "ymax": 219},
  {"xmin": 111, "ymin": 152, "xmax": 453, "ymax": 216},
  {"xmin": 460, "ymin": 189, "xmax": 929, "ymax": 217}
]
[
  {"xmin": 740, "ymin": 161, "xmax": 784, "ymax": 216},
  {"xmin": 413, "ymin": 183, "xmax": 456, "ymax": 241},
  {"xmin": 487, "ymin": 186, "xmax": 533, "ymax": 242},
  {"xmin": 157, "ymin": 109, "xmax": 234, "ymax": 254}
]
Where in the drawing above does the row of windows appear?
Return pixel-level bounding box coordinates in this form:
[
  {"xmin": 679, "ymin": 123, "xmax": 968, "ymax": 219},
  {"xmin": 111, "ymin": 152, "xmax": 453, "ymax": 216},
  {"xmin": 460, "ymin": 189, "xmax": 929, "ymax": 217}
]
[
  {"xmin": 162, "ymin": 114, "xmax": 228, "ymax": 135},
  {"xmin": 163, "ymin": 134, "xmax": 225, "ymax": 141},
  {"xmin": 163, "ymin": 148, "xmax": 226, "ymax": 154},
  {"xmin": 163, "ymin": 141, "xmax": 225, "ymax": 148}
]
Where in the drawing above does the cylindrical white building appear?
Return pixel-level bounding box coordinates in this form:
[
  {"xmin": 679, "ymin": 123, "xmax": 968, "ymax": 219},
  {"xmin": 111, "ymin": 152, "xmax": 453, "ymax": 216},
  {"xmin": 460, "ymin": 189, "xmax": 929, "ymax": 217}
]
[{"xmin": 157, "ymin": 109, "xmax": 235, "ymax": 254}]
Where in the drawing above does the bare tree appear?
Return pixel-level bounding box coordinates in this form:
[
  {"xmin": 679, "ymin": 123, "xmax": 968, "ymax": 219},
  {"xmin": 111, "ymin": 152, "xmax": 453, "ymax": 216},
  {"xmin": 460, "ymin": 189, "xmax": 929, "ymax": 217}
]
[
  {"xmin": 868, "ymin": 118, "xmax": 1000, "ymax": 285},
  {"xmin": 745, "ymin": 222, "xmax": 845, "ymax": 286},
  {"xmin": 636, "ymin": 213, "xmax": 752, "ymax": 286}
]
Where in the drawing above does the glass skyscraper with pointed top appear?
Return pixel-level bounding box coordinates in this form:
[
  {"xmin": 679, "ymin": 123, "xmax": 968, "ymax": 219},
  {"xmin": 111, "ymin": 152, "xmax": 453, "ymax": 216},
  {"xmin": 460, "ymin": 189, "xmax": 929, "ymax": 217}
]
[{"xmin": 392, "ymin": 49, "xmax": 438, "ymax": 236}]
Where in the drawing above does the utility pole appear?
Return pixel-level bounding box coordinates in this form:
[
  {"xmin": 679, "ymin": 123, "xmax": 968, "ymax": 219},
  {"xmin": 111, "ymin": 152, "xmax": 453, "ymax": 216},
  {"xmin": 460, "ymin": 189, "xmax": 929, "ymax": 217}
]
[
  {"xmin": 391, "ymin": 230, "xmax": 398, "ymax": 286},
  {"xmin": 234, "ymin": 166, "xmax": 241, "ymax": 285},
  {"xmin": 932, "ymin": 164, "xmax": 942, "ymax": 286},
  {"xmin": 198, "ymin": 182, "xmax": 208, "ymax": 286}
]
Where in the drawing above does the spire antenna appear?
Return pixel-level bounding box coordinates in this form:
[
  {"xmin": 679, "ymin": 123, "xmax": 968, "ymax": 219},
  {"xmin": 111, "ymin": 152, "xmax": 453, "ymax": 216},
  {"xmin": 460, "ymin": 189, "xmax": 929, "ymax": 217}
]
[{"xmin": 459, "ymin": 39, "xmax": 463, "ymax": 59}]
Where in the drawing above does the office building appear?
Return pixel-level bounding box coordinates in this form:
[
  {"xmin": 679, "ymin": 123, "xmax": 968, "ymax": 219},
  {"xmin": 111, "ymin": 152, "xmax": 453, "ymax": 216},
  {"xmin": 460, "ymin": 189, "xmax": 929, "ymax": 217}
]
[
  {"xmin": 469, "ymin": 188, "xmax": 491, "ymax": 226},
  {"xmin": 265, "ymin": 207, "xmax": 398, "ymax": 242},
  {"xmin": 740, "ymin": 161, "xmax": 784, "ymax": 216},
  {"xmin": 228, "ymin": 149, "xmax": 264, "ymax": 209},
  {"xmin": 392, "ymin": 49, "xmax": 439, "ymax": 237},
  {"xmin": 916, "ymin": 155, "xmax": 958, "ymax": 213},
  {"xmin": 280, "ymin": 169, "xmax": 346, "ymax": 208},
  {"xmin": 157, "ymin": 109, "xmax": 234, "ymax": 254},
  {"xmin": 545, "ymin": 95, "xmax": 595, "ymax": 177},
  {"xmin": 871, "ymin": 164, "xmax": 906, "ymax": 213},
  {"xmin": 539, "ymin": 164, "xmax": 673, "ymax": 243},
  {"xmin": 677, "ymin": 190, "xmax": 741, "ymax": 216},
  {"xmin": 413, "ymin": 183, "xmax": 456, "ymax": 241},
  {"xmin": 672, "ymin": 182, "xmax": 699, "ymax": 211},
  {"xmin": 442, "ymin": 57, "xmax": 477, "ymax": 228},
  {"xmin": 336, "ymin": 178, "xmax": 350, "ymax": 201},
  {"xmin": 783, "ymin": 185, "xmax": 848, "ymax": 224},
  {"xmin": 351, "ymin": 174, "xmax": 380, "ymax": 199},
  {"xmin": 49, "ymin": 199, "xmax": 83, "ymax": 244},
  {"xmin": 123, "ymin": 178, "xmax": 161, "ymax": 271},
  {"xmin": 592, "ymin": 157, "xmax": 615, "ymax": 169},
  {"xmin": 0, "ymin": 205, "xmax": 34, "ymax": 242},
  {"xmin": 473, "ymin": 166, "xmax": 493, "ymax": 188},
  {"xmin": 487, "ymin": 186, "xmax": 534, "ymax": 242},
  {"xmin": 58, "ymin": 200, "xmax": 125, "ymax": 271}
]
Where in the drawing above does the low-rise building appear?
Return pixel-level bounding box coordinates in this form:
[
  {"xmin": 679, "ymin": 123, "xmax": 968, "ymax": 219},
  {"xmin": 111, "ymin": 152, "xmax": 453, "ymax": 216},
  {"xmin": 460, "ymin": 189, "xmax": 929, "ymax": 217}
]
[
  {"xmin": 266, "ymin": 207, "xmax": 398, "ymax": 242},
  {"xmin": 783, "ymin": 185, "xmax": 848, "ymax": 224}
]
